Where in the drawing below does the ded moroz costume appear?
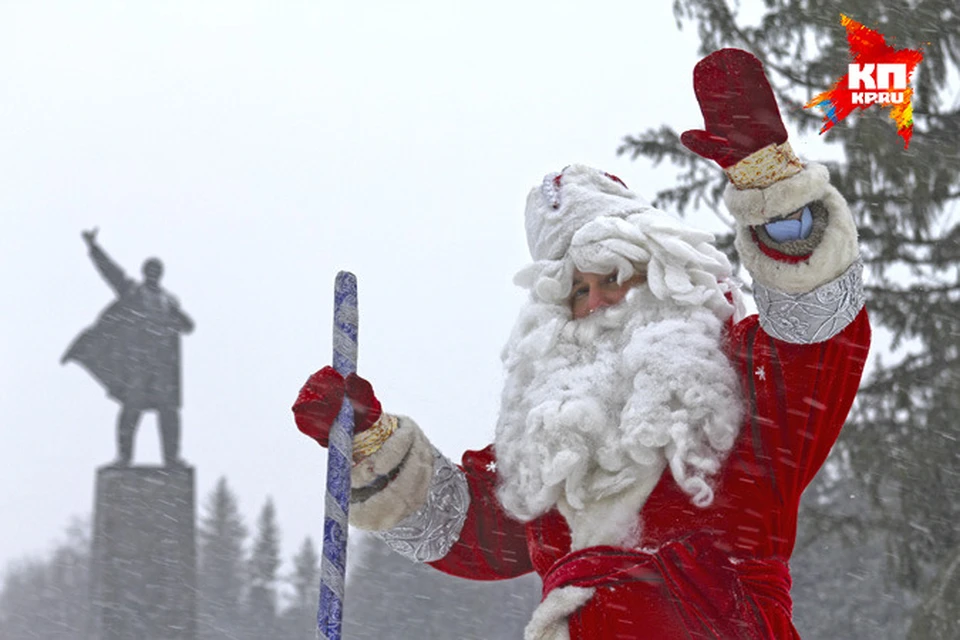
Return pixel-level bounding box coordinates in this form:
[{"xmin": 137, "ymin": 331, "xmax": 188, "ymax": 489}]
[{"xmin": 294, "ymin": 49, "xmax": 870, "ymax": 639}]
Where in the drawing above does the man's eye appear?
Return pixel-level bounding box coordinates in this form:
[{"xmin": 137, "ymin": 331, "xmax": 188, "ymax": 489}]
[
  {"xmin": 572, "ymin": 287, "xmax": 589, "ymax": 298},
  {"xmin": 604, "ymin": 274, "xmax": 619, "ymax": 285}
]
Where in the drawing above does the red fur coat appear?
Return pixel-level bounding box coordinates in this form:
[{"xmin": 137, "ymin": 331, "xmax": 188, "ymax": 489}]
[{"xmin": 428, "ymin": 308, "xmax": 870, "ymax": 639}]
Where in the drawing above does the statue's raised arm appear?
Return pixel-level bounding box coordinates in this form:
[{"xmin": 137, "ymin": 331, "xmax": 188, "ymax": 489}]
[{"xmin": 83, "ymin": 227, "xmax": 133, "ymax": 298}]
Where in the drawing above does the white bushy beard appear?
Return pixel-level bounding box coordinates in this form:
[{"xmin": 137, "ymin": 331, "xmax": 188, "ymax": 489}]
[{"xmin": 494, "ymin": 286, "xmax": 743, "ymax": 550}]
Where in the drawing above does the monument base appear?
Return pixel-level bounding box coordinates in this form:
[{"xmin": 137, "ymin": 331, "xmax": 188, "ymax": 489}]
[{"xmin": 90, "ymin": 464, "xmax": 197, "ymax": 640}]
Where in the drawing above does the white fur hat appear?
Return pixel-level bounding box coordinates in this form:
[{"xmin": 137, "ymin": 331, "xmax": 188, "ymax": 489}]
[{"xmin": 524, "ymin": 164, "xmax": 651, "ymax": 261}]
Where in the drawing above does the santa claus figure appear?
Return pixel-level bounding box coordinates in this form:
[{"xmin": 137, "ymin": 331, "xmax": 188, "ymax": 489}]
[{"xmin": 294, "ymin": 49, "xmax": 870, "ymax": 639}]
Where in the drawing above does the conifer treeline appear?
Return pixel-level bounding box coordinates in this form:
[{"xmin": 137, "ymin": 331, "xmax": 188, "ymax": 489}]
[
  {"xmin": 0, "ymin": 476, "xmax": 540, "ymax": 639},
  {"xmin": 0, "ymin": 477, "xmax": 321, "ymax": 640},
  {"xmin": 195, "ymin": 477, "xmax": 319, "ymax": 639}
]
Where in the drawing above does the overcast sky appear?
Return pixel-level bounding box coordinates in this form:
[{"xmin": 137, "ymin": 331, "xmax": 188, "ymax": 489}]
[{"xmin": 1, "ymin": 1, "xmax": 836, "ymax": 577}]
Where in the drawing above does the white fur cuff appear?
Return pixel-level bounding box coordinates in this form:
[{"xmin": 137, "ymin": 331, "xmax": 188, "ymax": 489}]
[
  {"xmin": 349, "ymin": 415, "xmax": 435, "ymax": 531},
  {"xmin": 734, "ymin": 183, "xmax": 859, "ymax": 294},
  {"xmin": 524, "ymin": 586, "xmax": 594, "ymax": 640},
  {"xmin": 724, "ymin": 162, "xmax": 831, "ymax": 224}
]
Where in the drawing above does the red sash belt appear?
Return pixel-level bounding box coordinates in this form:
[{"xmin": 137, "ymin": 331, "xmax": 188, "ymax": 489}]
[
  {"xmin": 541, "ymin": 535, "xmax": 792, "ymax": 639},
  {"xmin": 542, "ymin": 544, "xmax": 663, "ymax": 597},
  {"xmin": 734, "ymin": 557, "xmax": 793, "ymax": 617}
]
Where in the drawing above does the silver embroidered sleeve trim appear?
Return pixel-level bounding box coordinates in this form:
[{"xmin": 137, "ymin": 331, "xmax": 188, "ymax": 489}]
[
  {"xmin": 755, "ymin": 258, "xmax": 865, "ymax": 344},
  {"xmin": 372, "ymin": 447, "xmax": 470, "ymax": 563}
]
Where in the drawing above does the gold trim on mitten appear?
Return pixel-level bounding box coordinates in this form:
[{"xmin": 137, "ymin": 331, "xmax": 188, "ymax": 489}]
[
  {"xmin": 352, "ymin": 413, "xmax": 398, "ymax": 463},
  {"xmin": 724, "ymin": 141, "xmax": 803, "ymax": 190}
]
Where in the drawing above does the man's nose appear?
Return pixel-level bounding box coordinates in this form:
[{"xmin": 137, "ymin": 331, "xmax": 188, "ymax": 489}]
[{"xmin": 585, "ymin": 289, "xmax": 612, "ymax": 315}]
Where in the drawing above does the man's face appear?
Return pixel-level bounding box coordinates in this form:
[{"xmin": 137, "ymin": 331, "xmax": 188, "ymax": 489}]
[
  {"xmin": 569, "ymin": 269, "xmax": 647, "ymax": 319},
  {"xmin": 143, "ymin": 262, "xmax": 163, "ymax": 287}
]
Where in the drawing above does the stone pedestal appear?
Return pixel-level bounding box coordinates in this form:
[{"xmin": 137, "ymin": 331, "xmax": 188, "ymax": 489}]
[{"xmin": 89, "ymin": 465, "xmax": 197, "ymax": 640}]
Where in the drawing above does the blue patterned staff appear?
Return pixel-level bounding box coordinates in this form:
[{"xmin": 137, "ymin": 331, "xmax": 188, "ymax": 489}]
[{"xmin": 318, "ymin": 271, "xmax": 358, "ymax": 640}]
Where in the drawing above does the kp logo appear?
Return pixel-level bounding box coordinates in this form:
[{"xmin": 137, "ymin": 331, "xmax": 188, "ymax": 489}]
[
  {"xmin": 805, "ymin": 14, "xmax": 924, "ymax": 148},
  {"xmin": 847, "ymin": 63, "xmax": 908, "ymax": 105}
]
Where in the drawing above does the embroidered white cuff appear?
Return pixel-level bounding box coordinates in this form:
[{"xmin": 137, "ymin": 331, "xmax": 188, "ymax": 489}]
[
  {"xmin": 373, "ymin": 448, "xmax": 470, "ymax": 563},
  {"xmin": 755, "ymin": 258, "xmax": 865, "ymax": 344}
]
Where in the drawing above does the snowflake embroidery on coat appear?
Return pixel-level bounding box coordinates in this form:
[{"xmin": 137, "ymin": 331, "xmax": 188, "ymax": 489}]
[
  {"xmin": 486, "ymin": 461, "xmax": 497, "ymax": 473},
  {"xmin": 755, "ymin": 366, "xmax": 766, "ymax": 381}
]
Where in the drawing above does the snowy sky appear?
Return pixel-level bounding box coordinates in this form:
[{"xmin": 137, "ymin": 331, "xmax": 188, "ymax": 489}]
[{"xmin": 1, "ymin": 1, "xmax": 829, "ymax": 574}]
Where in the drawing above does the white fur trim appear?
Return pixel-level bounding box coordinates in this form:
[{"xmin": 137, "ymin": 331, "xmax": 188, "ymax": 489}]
[
  {"xmin": 349, "ymin": 415, "xmax": 435, "ymax": 531},
  {"xmin": 735, "ymin": 184, "xmax": 859, "ymax": 293},
  {"xmin": 525, "ymin": 165, "xmax": 652, "ymax": 261},
  {"xmin": 723, "ymin": 162, "xmax": 831, "ymax": 224},
  {"xmin": 524, "ymin": 586, "xmax": 595, "ymax": 640}
]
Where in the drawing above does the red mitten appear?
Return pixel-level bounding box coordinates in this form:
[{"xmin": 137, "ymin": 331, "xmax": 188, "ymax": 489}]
[
  {"xmin": 292, "ymin": 366, "xmax": 346, "ymax": 447},
  {"xmin": 345, "ymin": 373, "xmax": 382, "ymax": 433},
  {"xmin": 293, "ymin": 367, "xmax": 383, "ymax": 447},
  {"xmin": 680, "ymin": 48, "xmax": 788, "ymax": 168}
]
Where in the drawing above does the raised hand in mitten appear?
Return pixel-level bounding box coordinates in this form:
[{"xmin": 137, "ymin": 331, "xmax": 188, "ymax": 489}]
[
  {"xmin": 679, "ymin": 47, "xmax": 859, "ymax": 295},
  {"xmin": 680, "ymin": 48, "xmax": 788, "ymax": 168}
]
